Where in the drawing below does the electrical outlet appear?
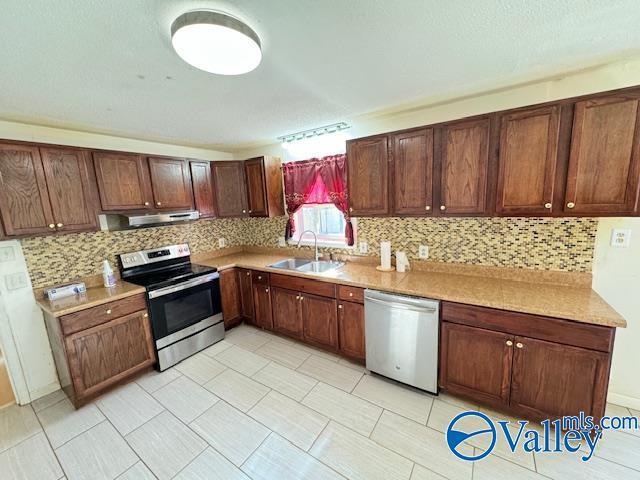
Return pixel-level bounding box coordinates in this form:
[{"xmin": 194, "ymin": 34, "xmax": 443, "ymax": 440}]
[
  {"xmin": 611, "ymin": 229, "xmax": 631, "ymax": 248},
  {"xmin": 218, "ymin": 238, "xmax": 227, "ymax": 248},
  {"xmin": 278, "ymin": 236, "xmax": 286, "ymax": 247},
  {"xmin": 5, "ymin": 272, "xmax": 28, "ymax": 291},
  {"xmin": 419, "ymin": 245, "xmax": 429, "ymax": 259},
  {"xmin": 359, "ymin": 241, "xmax": 368, "ymax": 254},
  {"xmin": 0, "ymin": 246, "xmax": 15, "ymax": 263}
]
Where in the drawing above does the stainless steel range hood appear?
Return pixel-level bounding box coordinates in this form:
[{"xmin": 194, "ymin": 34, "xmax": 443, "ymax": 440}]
[{"xmin": 99, "ymin": 211, "xmax": 200, "ymax": 231}]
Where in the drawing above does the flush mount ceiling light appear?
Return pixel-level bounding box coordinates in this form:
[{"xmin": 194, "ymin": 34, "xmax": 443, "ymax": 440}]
[{"xmin": 171, "ymin": 10, "xmax": 261, "ymax": 75}]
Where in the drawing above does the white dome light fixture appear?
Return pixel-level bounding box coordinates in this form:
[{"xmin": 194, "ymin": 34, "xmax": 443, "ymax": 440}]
[{"xmin": 171, "ymin": 10, "xmax": 262, "ymax": 75}]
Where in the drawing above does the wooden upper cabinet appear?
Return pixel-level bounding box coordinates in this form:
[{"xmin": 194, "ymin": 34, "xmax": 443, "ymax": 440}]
[
  {"xmin": 0, "ymin": 144, "xmax": 54, "ymax": 236},
  {"xmin": 147, "ymin": 156, "xmax": 194, "ymax": 210},
  {"xmin": 565, "ymin": 95, "xmax": 640, "ymax": 214},
  {"xmin": 244, "ymin": 156, "xmax": 284, "ymax": 218},
  {"xmin": 40, "ymin": 148, "xmax": 98, "ymax": 233},
  {"xmin": 510, "ymin": 336, "xmax": 610, "ymax": 421},
  {"xmin": 496, "ymin": 106, "xmax": 560, "ymax": 215},
  {"xmin": 93, "ymin": 152, "xmax": 153, "ymax": 211},
  {"xmin": 440, "ymin": 119, "xmax": 491, "ymax": 215},
  {"xmin": 392, "ymin": 129, "xmax": 434, "ymax": 215},
  {"xmin": 189, "ymin": 161, "xmax": 216, "ymax": 218},
  {"xmin": 347, "ymin": 136, "xmax": 390, "ymax": 215},
  {"xmin": 211, "ymin": 161, "xmax": 248, "ymax": 217}
]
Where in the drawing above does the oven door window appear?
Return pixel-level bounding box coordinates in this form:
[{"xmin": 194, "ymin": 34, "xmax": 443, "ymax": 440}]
[{"xmin": 149, "ymin": 278, "xmax": 222, "ymax": 340}]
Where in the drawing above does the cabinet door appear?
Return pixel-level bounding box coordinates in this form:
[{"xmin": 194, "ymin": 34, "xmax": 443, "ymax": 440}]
[
  {"xmin": 440, "ymin": 322, "xmax": 514, "ymax": 407},
  {"xmin": 302, "ymin": 293, "xmax": 338, "ymax": 349},
  {"xmin": 220, "ymin": 269, "xmax": 241, "ymax": 329},
  {"xmin": 238, "ymin": 269, "xmax": 254, "ymax": 322},
  {"xmin": 148, "ymin": 156, "xmax": 194, "ymax": 209},
  {"xmin": 496, "ymin": 106, "xmax": 560, "ymax": 215},
  {"xmin": 0, "ymin": 143, "xmax": 54, "ymax": 236},
  {"xmin": 510, "ymin": 336, "xmax": 610, "ymax": 421},
  {"xmin": 272, "ymin": 287, "xmax": 303, "ymax": 338},
  {"xmin": 253, "ymin": 283, "xmax": 273, "ymax": 330},
  {"xmin": 245, "ymin": 158, "xmax": 268, "ymax": 217},
  {"xmin": 190, "ymin": 161, "xmax": 216, "ymax": 218},
  {"xmin": 212, "ymin": 161, "xmax": 248, "ymax": 217},
  {"xmin": 64, "ymin": 310, "xmax": 155, "ymax": 399},
  {"xmin": 338, "ymin": 301, "xmax": 365, "ymax": 360},
  {"xmin": 347, "ymin": 136, "xmax": 389, "ymax": 215},
  {"xmin": 392, "ymin": 129, "xmax": 434, "ymax": 215},
  {"xmin": 440, "ymin": 119, "xmax": 490, "ymax": 215},
  {"xmin": 93, "ymin": 152, "xmax": 153, "ymax": 211},
  {"xmin": 40, "ymin": 147, "xmax": 97, "ymax": 233},
  {"xmin": 565, "ymin": 96, "xmax": 640, "ymax": 214}
]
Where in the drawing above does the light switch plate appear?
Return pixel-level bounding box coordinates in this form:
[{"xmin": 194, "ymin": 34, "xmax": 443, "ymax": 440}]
[
  {"xmin": 611, "ymin": 229, "xmax": 631, "ymax": 248},
  {"xmin": 218, "ymin": 238, "xmax": 227, "ymax": 248},
  {"xmin": 419, "ymin": 245, "xmax": 430, "ymax": 259},
  {"xmin": 278, "ymin": 236, "xmax": 286, "ymax": 247},
  {"xmin": 5, "ymin": 272, "xmax": 28, "ymax": 291},
  {"xmin": 0, "ymin": 246, "xmax": 15, "ymax": 263},
  {"xmin": 359, "ymin": 242, "xmax": 368, "ymax": 254}
]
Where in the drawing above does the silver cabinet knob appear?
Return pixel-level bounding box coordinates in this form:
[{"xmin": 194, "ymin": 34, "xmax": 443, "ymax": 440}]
[
  {"xmin": 544, "ymin": 203, "xmax": 552, "ymax": 209},
  {"xmin": 506, "ymin": 340, "xmax": 513, "ymax": 347},
  {"xmin": 567, "ymin": 202, "xmax": 575, "ymax": 209},
  {"xmin": 425, "ymin": 206, "xmax": 431, "ymax": 211},
  {"xmin": 440, "ymin": 205, "xmax": 446, "ymax": 211},
  {"xmin": 48, "ymin": 224, "xmax": 55, "ymax": 229},
  {"xmin": 516, "ymin": 342, "xmax": 524, "ymax": 349},
  {"xmin": 144, "ymin": 201, "xmax": 150, "ymax": 206},
  {"xmin": 56, "ymin": 223, "xmax": 63, "ymax": 228}
]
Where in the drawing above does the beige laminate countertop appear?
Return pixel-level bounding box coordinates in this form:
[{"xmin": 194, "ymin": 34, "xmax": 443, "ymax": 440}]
[
  {"xmin": 197, "ymin": 252, "xmax": 627, "ymax": 328},
  {"xmin": 36, "ymin": 281, "xmax": 146, "ymax": 317}
]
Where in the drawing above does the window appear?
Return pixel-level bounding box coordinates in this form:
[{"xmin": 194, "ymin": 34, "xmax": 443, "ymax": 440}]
[{"xmin": 289, "ymin": 204, "xmax": 356, "ymax": 248}]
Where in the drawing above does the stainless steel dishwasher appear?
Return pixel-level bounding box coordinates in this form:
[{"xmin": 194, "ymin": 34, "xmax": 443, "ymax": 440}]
[{"xmin": 364, "ymin": 289, "xmax": 439, "ymax": 394}]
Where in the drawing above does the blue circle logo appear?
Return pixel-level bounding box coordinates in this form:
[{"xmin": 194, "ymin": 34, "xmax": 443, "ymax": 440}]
[{"xmin": 446, "ymin": 411, "xmax": 497, "ymax": 461}]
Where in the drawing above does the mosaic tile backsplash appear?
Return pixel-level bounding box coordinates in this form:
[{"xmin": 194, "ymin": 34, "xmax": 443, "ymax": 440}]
[{"xmin": 21, "ymin": 216, "xmax": 597, "ymax": 288}]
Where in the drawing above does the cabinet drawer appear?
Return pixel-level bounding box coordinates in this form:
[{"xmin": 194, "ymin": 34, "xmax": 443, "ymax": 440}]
[
  {"xmin": 337, "ymin": 285, "xmax": 364, "ymax": 303},
  {"xmin": 60, "ymin": 294, "xmax": 147, "ymax": 335},
  {"xmin": 270, "ymin": 273, "xmax": 336, "ymax": 298},
  {"xmin": 253, "ymin": 271, "xmax": 270, "ymax": 285}
]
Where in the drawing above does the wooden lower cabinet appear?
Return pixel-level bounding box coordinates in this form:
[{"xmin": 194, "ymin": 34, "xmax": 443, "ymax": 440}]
[
  {"xmin": 238, "ymin": 269, "xmax": 254, "ymax": 322},
  {"xmin": 253, "ymin": 283, "xmax": 273, "ymax": 330},
  {"xmin": 337, "ymin": 301, "xmax": 365, "ymax": 360},
  {"xmin": 271, "ymin": 287, "xmax": 303, "ymax": 338},
  {"xmin": 302, "ymin": 293, "xmax": 338, "ymax": 349},
  {"xmin": 219, "ymin": 268, "xmax": 242, "ymax": 329}
]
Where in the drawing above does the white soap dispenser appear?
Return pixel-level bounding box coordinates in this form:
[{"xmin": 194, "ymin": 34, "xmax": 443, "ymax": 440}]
[{"xmin": 102, "ymin": 260, "xmax": 116, "ymax": 288}]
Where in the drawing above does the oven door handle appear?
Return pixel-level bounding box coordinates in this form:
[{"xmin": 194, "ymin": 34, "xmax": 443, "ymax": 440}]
[{"xmin": 148, "ymin": 272, "xmax": 219, "ymax": 299}]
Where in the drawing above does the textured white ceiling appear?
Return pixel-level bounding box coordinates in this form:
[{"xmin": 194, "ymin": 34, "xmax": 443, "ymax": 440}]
[{"xmin": 0, "ymin": 0, "xmax": 638, "ymax": 149}]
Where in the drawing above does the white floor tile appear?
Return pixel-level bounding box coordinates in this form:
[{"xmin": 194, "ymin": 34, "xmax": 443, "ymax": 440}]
[
  {"xmin": 174, "ymin": 353, "xmax": 227, "ymax": 385},
  {"xmin": 436, "ymin": 392, "xmax": 479, "ymax": 410},
  {"xmin": 190, "ymin": 401, "xmax": 270, "ymax": 466},
  {"xmin": 605, "ymin": 403, "xmax": 640, "ymax": 437},
  {"xmin": 371, "ymin": 410, "xmax": 473, "ymax": 480},
  {"xmin": 535, "ymin": 447, "xmax": 640, "ymax": 480},
  {"xmin": 337, "ymin": 357, "xmax": 366, "ymax": 372},
  {"xmin": 0, "ymin": 403, "xmax": 41, "ymax": 452},
  {"xmin": 594, "ymin": 428, "xmax": 640, "ymax": 471},
  {"xmin": 37, "ymin": 398, "xmax": 105, "ymax": 448},
  {"xmin": 31, "ymin": 389, "xmax": 68, "ymax": 412},
  {"xmin": 243, "ymin": 433, "xmax": 343, "ymax": 480},
  {"xmin": 254, "ymin": 340, "xmax": 311, "ymax": 369},
  {"xmin": 297, "ymin": 355, "xmax": 363, "ymax": 392},
  {"xmin": 215, "ymin": 345, "xmax": 270, "ymax": 377},
  {"xmin": 474, "ymin": 454, "xmax": 546, "ymax": 480},
  {"xmin": 302, "ymin": 382, "xmax": 381, "ymax": 436},
  {"xmin": 174, "ymin": 447, "xmax": 249, "ymax": 480},
  {"xmin": 310, "ymin": 421, "xmax": 413, "ymax": 480},
  {"xmin": 0, "ymin": 432, "xmax": 62, "ymax": 480},
  {"xmin": 153, "ymin": 375, "xmax": 219, "ymax": 423},
  {"xmin": 251, "ymin": 362, "xmax": 317, "ymax": 401},
  {"xmin": 55, "ymin": 421, "xmax": 138, "ymax": 480},
  {"xmin": 96, "ymin": 382, "xmax": 164, "ymax": 436},
  {"xmin": 204, "ymin": 368, "xmax": 269, "ymax": 412},
  {"xmin": 126, "ymin": 411, "xmax": 207, "ymax": 480},
  {"xmin": 353, "ymin": 374, "xmax": 433, "ymax": 424},
  {"xmin": 225, "ymin": 328, "xmax": 271, "ymax": 351},
  {"xmin": 410, "ymin": 464, "xmax": 448, "ymax": 480},
  {"xmin": 116, "ymin": 461, "xmax": 156, "ymax": 480},
  {"xmin": 136, "ymin": 367, "xmax": 182, "ymax": 393},
  {"xmin": 201, "ymin": 339, "xmax": 234, "ymax": 358},
  {"xmin": 248, "ymin": 391, "xmax": 328, "ymax": 451}
]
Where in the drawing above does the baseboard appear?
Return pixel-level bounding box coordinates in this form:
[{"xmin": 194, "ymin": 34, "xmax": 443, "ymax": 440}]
[
  {"xmin": 25, "ymin": 381, "xmax": 60, "ymax": 405},
  {"xmin": 608, "ymin": 392, "xmax": 640, "ymax": 412}
]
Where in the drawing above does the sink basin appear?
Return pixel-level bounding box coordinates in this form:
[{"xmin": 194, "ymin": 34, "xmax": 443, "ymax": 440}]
[
  {"xmin": 268, "ymin": 258, "xmax": 345, "ymax": 275},
  {"xmin": 296, "ymin": 261, "xmax": 345, "ymax": 274},
  {"xmin": 268, "ymin": 258, "xmax": 312, "ymax": 270}
]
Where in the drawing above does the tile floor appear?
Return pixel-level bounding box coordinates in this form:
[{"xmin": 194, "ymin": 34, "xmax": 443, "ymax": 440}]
[{"xmin": 2, "ymin": 324, "xmax": 640, "ymax": 480}]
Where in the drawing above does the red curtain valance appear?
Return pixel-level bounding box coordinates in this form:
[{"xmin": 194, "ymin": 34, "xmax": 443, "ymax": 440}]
[{"xmin": 282, "ymin": 154, "xmax": 354, "ymax": 246}]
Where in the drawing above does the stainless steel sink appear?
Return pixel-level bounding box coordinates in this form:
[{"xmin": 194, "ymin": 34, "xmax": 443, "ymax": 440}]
[{"xmin": 268, "ymin": 258, "xmax": 344, "ymax": 274}]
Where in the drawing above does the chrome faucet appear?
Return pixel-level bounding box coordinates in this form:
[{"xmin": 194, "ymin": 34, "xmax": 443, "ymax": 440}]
[{"xmin": 296, "ymin": 230, "xmax": 319, "ymax": 261}]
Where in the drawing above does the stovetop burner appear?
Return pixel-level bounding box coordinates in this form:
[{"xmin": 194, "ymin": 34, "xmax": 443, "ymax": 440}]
[{"xmin": 126, "ymin": 263, "xmax": 216, "ymax": 290}]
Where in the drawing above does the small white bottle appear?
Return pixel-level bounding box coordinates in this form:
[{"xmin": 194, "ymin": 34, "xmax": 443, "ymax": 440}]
[{"xmin": 102, "ymin": 260, "xmax": 116, "ymax": 288}]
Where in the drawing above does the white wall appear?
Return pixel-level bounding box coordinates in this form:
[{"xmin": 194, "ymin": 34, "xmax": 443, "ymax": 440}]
[{"xmin": 593, "ymin": 218, "xmax": 640, "ymax": 410}]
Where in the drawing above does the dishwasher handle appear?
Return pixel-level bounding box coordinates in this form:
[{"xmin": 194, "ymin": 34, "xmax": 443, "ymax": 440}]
[
  {"xmin": 365, "ymin": 296, "xmax": 438, "ymax": 314},
  {"xmin": 364, "ymin": 289, "xmax": 439, "ymax": 313}
]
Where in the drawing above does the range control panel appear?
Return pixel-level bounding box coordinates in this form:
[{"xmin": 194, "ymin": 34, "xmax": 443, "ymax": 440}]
[{"xmin": 120, "ymin": 244, "xmax": 190, "ymax": 268}]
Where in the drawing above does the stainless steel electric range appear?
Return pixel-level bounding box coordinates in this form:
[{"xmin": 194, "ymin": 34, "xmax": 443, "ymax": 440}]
[{"xmin": 118, "ymin": 244, "xmax": 224, "ymax": 371}]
